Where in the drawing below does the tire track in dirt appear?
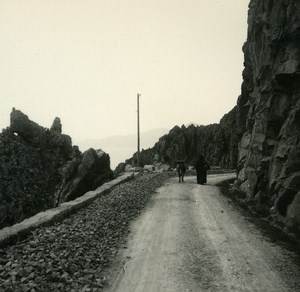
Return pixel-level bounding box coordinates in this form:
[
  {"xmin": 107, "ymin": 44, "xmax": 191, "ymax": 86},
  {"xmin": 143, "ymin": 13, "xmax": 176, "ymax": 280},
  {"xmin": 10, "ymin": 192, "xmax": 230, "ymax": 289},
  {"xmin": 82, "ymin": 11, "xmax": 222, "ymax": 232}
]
[{"xmin": 104, "ymin": 174, "xmax": 300, "ymax": 292}]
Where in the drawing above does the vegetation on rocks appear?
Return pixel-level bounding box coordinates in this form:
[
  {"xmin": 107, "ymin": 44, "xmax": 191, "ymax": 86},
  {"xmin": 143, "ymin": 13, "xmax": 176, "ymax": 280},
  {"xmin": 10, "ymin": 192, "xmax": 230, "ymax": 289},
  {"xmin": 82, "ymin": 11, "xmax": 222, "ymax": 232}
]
[
  {"xmin": 0, "ymin": 109, "xmax": 112, "ymax": 229},
  {"xmin": 0, "ymin": 128, "xmax": 69, "ymax": 229}
]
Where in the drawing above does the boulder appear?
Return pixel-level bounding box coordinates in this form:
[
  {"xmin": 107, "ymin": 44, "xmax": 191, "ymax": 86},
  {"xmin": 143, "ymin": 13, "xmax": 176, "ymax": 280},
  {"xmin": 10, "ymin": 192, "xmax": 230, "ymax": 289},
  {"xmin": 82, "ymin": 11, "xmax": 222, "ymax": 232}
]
[
  {"xmin": 114, "ymin": 162, "xmax": 126, "ymax": 174},
  {"xmin": 154, "ymin": 163, "xmax": 170, "ymax": 173},
  {"xmin": 144, "ymin": 165, "xmax": 155, "ymax": 172},
  {"xmin": 125, "ymin": 164, "xmax": 134, "ymax": 172},
  {"xmin": 56, "ymin": 148, "xmax": 113, "ymax": 203},
  {"xmin": 124, "ymin": 165, "xmax": 142, "ymax": 173}
]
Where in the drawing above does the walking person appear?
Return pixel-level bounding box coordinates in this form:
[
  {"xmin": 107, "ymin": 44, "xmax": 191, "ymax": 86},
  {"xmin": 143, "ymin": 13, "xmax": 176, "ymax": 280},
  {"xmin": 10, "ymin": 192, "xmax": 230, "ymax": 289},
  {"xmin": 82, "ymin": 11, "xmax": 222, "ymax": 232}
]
[
  {"xmin": 195, "ymin": 155, "xmax": 210, "ymax": 184},
  {"xmin": 177, "ymin": 161, "xmax": 186, "ymax": 183}
]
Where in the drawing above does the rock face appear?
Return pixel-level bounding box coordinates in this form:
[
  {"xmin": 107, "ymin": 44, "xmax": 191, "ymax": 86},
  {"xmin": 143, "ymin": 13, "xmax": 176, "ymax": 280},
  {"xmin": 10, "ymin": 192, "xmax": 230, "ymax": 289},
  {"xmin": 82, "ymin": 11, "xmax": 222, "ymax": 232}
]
[
  {"xmin": 10, "ymin": 109, "xmax": 72, "ymax": 159},
  {"xmin": 234, "ymin": 0, "xmax": 300, "ymax": 233},
  {"xmin": 114, "ymin": 0, "xmax": 300, "ymax": 237},
  {"xmin": 50, "ymin": 117, "xmax": 62, "ymax": 134},
  {"xmin": 219, "ymin": 107, "xmax": 239, "ymax": 169},
  {"xmin": 115, "ymin": 109, "xmax": 239, "ymax": 173},
  {"xmin": 0, "ymin": 109, "xmax": 112, "ymax": 228},
  {"xmin": 55, "ymin": 148, "xmax": 113, "ymax": 204}
]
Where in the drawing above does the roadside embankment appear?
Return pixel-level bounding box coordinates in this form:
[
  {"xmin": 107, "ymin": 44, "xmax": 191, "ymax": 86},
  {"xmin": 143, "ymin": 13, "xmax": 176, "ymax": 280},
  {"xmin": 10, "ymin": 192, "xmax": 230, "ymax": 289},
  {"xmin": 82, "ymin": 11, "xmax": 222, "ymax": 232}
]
[
  {"xmin": 0, "ymin": 173, "xmax": 134, "ymax": 249},
  {"xmin": 217, "ymin": 178, "xmax": 300, "ymax": 247},
  {"xmin": 0, "ymin": 173, "xmax": 171, "ymax": 291}
]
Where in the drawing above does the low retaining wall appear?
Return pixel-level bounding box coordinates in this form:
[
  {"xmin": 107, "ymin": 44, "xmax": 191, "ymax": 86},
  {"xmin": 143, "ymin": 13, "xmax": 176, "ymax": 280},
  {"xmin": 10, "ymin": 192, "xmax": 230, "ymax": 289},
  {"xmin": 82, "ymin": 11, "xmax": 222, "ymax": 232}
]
[{"xmin": 0, "ymin": 173, "xmax": 134, "ymax": 248}]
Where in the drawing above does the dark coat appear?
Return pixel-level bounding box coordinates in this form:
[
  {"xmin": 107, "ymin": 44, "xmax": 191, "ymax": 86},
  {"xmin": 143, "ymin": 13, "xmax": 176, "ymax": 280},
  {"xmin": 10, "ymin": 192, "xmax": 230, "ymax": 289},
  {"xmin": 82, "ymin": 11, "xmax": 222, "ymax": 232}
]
[{"xmin": 196, "ymin": 157, "xmax": 210, "ymax": 184}]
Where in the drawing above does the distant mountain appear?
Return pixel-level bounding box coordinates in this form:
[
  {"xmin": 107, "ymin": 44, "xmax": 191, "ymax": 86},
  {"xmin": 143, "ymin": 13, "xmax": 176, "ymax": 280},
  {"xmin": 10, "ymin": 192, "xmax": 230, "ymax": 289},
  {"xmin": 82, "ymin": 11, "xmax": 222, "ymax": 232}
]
[{"xmin": 77, "ymin": 128, "xmax": 169, "ymax": 169}]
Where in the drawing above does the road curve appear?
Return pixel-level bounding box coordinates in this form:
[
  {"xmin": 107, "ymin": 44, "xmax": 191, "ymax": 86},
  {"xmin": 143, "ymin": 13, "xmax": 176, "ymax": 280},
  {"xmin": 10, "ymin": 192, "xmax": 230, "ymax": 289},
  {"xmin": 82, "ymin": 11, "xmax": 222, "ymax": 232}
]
[{"xmin": 104, "ymin": 174, "xmax": 300, "ymax": 292}]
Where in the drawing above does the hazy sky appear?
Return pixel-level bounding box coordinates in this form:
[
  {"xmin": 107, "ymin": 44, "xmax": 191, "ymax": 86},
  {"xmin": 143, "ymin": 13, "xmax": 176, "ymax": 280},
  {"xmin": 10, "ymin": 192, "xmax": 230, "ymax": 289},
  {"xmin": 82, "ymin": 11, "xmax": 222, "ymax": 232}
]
[{"xmin": 0, "ymin": 0, "xmax": 249, "ymax": 148}]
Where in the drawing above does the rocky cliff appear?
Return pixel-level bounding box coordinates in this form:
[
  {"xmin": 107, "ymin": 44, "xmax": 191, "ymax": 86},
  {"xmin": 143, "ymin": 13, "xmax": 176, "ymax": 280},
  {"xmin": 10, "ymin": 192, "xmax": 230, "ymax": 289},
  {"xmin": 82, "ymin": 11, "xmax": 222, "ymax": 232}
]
[
  {"xmin": 0, "ymin": 109, "xmax": 113, "ymax": 229},
  {"xmin": 234, "ymin": 0, "xmax": 300, "ymax": 234},
  {"xmin": 115, "ymin": 0, "xmax": 300, "ymax": 237},
  {"xmin": 115, "ymin": 107, "xmax": 238, "ymax": 173}
]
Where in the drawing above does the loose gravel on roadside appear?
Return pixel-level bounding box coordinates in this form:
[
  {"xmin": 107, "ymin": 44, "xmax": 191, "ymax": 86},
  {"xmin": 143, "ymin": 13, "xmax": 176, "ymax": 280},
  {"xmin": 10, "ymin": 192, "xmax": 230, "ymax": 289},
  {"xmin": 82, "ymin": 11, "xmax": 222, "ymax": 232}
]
[{"xmin": 0, "ymin": 173, "xmax": 172, "ymax": 292}]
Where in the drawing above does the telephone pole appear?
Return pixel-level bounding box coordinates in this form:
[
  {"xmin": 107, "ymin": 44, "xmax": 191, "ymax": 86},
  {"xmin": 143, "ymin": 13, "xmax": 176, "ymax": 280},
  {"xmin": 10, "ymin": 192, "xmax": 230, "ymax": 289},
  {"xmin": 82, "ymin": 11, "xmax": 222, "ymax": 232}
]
[{"xmin": 137, "ymin": 93, "xmax": 141, "ymax": 167}]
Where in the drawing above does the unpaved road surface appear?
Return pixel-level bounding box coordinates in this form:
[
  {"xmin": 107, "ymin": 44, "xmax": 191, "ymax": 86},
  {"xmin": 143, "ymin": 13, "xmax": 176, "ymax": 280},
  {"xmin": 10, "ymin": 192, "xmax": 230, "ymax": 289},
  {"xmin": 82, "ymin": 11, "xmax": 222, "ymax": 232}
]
[{"xmin": 104, "ymin": 174, "xmax": 300, "ymax": 292}]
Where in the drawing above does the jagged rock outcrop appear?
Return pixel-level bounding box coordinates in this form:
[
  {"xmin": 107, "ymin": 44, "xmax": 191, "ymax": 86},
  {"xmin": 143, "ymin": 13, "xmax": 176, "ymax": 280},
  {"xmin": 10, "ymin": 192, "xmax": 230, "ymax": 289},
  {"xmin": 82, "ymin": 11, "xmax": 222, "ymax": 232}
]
[
  {"xmin": 0, "ymin": 109, "xmax": 112, "ymax": 228},
  {"xmin": 55, "ymin": 148, "xmax": 113, "ymax": 204},
  {"xmin": 234, "ymin": 0, "xmax": 300, "ymax": 233},
  {"xmin": 115, "ymin": 109, "xmax": 239, "ymax": 173},
  {"xmin": 50, "ymin": 117, "xmax": 62, "ymax": 134},
  {"xmin": 10, "ymin": 108, "xmax": 50, "ymax": 149},
  {"xmin": 10, "ymin": 109, "xmax": 73, "ymax": 159},
  {"xmin": 219, "ymin": 106, "xmax": 239, "ymax": 169}
]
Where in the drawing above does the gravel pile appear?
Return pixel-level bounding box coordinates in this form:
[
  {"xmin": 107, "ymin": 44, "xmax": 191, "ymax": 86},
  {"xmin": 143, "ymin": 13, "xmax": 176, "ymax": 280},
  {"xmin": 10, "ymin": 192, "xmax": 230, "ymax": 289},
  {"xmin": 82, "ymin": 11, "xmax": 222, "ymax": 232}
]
[{"xmin": 0, "ymin": 173, "xmax": 172, "ymax": 292}]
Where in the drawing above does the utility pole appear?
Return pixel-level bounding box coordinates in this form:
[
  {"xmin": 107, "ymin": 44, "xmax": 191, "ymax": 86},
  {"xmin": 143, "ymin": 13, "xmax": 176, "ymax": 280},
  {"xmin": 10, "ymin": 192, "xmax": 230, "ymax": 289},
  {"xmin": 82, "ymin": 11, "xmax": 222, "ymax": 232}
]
[{"xmin": 137, "ymin": 93, "xmax": 141, "ymax": 167}]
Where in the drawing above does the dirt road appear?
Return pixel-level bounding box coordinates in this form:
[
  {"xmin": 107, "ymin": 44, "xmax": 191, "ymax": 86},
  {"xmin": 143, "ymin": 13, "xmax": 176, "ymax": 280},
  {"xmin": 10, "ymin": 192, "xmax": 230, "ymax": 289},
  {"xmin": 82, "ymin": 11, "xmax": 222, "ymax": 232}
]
[{"xmin": 104, "ymin": 174, "xmax": 300, "ymax": 292}]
